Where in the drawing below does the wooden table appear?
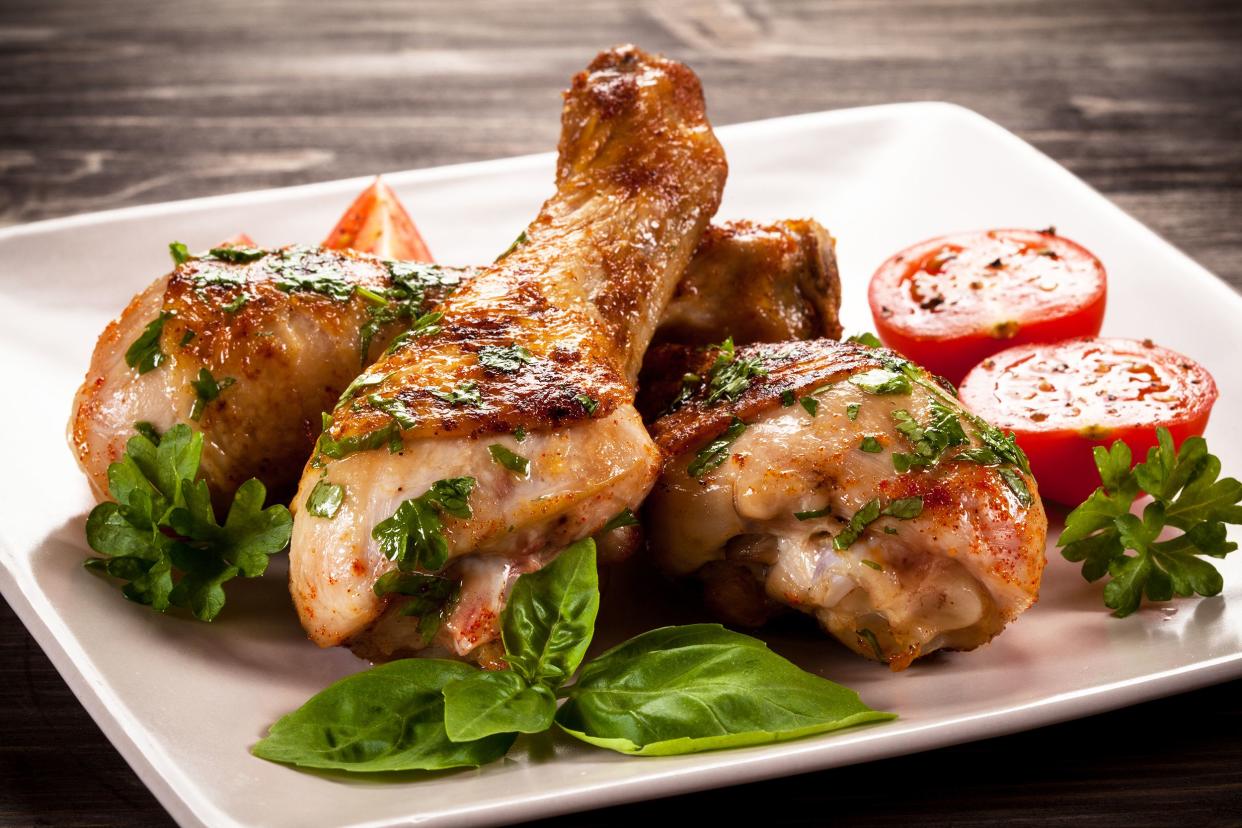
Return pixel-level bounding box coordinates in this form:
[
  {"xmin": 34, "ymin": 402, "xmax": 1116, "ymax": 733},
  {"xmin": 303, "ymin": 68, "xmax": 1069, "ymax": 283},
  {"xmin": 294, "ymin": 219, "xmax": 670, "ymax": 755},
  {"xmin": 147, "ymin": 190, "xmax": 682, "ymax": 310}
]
[{"xmin": 2, "ymin": 1, "xmax": 1239, "ymax": 824}]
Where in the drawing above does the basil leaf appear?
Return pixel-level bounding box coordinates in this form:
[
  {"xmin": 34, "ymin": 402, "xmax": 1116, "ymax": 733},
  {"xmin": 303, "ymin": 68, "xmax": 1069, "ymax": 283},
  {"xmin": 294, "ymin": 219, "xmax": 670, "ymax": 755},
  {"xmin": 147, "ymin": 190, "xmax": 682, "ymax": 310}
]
[
  {"xmin": 556, "ymin": 624, "xmax": 894, "ymax": 756},
  {"xmin": 501, "ymin": 538, "xmax": 598, "ymax": 689},
  {"xmin": 306, "ymin": 479, "xmax": 344, "ymax": 519},
  {"xmin": 252, "ymin": 659, "xmax": 514, "ymax": 772},
  {"xmin": 442, "ymin": 670, "xmax": 556, "ymax": 742}
]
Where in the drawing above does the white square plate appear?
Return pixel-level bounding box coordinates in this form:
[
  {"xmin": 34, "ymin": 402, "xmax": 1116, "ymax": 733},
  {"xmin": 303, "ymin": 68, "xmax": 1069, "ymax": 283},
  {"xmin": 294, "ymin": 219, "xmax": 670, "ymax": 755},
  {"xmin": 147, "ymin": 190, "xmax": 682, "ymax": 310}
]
[{"xmin": 1, "ymin": 102, "xmax": 1240, "ymax": 828}]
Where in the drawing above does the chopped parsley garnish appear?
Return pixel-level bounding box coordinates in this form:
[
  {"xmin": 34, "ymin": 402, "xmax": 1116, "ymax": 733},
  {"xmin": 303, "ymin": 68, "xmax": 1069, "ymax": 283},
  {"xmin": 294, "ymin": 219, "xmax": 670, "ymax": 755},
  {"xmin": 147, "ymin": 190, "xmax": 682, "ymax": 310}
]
[
  {"xmin": 832, "ymin": 497, "xmax": 924, "ymax": 550},
  {"xmin": 780, "ymin": 389, "xmax": 796, "ymax": 407},
  {"xmin": 687, "ymin": 417, "xmax": 746, "ymax": 479},
  {"xmin": 496, "ymin": 229, "xmax": 529, "ymax": 261},
  {"xmin": 848, "ymin": 368, "xmax": 911, "ymax": 395},
  {"xmin": 125, "ymin": 312, "xmax": 172, "ymax": 374},
  {"xmin": 372, "ymin": 477, "xmax": 476, "ymax": 572},
  {"xmin": 890, "ymin": 400, "xmax": 968, "ymax": 472},
  {"xmin": 83, "ymin": 424, "xmax": 291, "ymax": 621},
  {"xmin": 316, "ymin": 420, "xmax": 404, "ymax": 461},
  {"xmin": 860, "ymin": 436, "xmax": 883, "ymax": 453},
  {"xmin": 575, "ymin": 394, "xmax": 599, "ymax": 415},
  {"xmin": 845, "ymin": 332, "xmax": 883, "ymax": 348},
  {"xmin": 800, "ymin": 397, "xmax": 819, "ymax": 417},
  {"xmin": 336, "ymin": 369, "xmax": 390, "ymax": 410},
  {"xmin": 188, "ymin": 368, "xmax": 235, "ymax": 420},
  {"xmin": 219, "ymin": 292, "xmax": 249, "ymax": 314},
  {"xmin": 367, "ymin": 394, "xmax": 417, "ymax": 429},
  {"xmin": 479, "ymin": 344, "xmax": 535, "ymax": 374},
  {"xmin": 169, "ymin": 241, "xmax": 191, "ymax": 266},
  {"xmin": 704, "ymin": 337, "xmax": 768, "ymax": 406},
  {"xmin": 273, "ymin": 270, "xmax": 355, "ymax": 300},
  {"xmin": 1059, "ymin": 428, "xmax": 1241, "ymax": 617},
  {"xmin": 372, "ymin": 571, "xmax": 458, "ymax": 644},
  {"xmin": 513, "ymin": 426, "xmax": 528, "ymax": 442},
  {"xmin": 381, "ymin": 311, "xmax": 443, "ymax": 358},
  {"xmin": 179, "ymin": 329, "xmax": 197, "ymax": 347},
  {"xmin": 861, "ymin": 559, "xmax": 884, "ymax": 571},
  {"xmin": 306, "ymin": 479, "xmax": 344, "ymax": 519},
  {"xmin": 846, "ymin": 403, "xmax": 861, "ymax": 421},
  {"xmin": 488, "ymin": 444, "xmax": 530, "ymax": 478},
  {"xmin": 858, "ymin": 628, "xmax": 885, "ymax": 660},
  {"xmin": 208, "ymin": 246, "xmax": 266, "ymax": 263},
  {"xmin": 601, "ymin": 508, "xmax": 640, "ymax": 533},
  {"xmin": 433, "ymin": 381, "xmax": 482, "ymax": 408},
  {"xmin": 357, "ymin": 261, "xmax": 458, "ymax": 363},
  {"xmin": 794, "ymin": 505, "xmax": 831, "ymax": 521}
]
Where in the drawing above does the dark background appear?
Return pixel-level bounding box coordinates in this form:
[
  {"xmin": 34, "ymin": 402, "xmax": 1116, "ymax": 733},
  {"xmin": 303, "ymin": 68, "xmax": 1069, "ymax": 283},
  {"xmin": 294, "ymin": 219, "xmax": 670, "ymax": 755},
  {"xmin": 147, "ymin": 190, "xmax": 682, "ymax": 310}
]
[{"xmin": 2, "ymin": 0, "xmax": 1240, "ymax": 825}]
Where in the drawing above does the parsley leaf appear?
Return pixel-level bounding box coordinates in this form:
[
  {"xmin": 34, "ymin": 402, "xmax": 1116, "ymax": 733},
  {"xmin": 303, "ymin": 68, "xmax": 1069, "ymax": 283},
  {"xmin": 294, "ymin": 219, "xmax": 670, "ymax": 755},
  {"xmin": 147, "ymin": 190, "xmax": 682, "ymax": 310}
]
[
  {"xmin": 488, "ymin": 444, "xmax": 530, "ymax": 478},
  {"xmin": 188, "ymin": 368, "xmax": 235, "ymax": 420},
  {"xmin": 575, "ymin": 394, "xmax": 598, "ymax": 415},
  {"xmin": 433, "ymin": 381, "xmax": 482, "ymax": 408},
  {"xmin": 601, "ymin": 508, "xmax": 640, "ymax": 533},
  {"xmin": 208, "ymin": 246, "xmax": 266, "ymax": 263},
  {"xmin": 890, "ymin": 400, "xmax": 969, "ymax": 472},
  {"xmin": 372, "ymin": 477, "xmax": 476, "ymax": 572},
  {"xmin": 780, "ymin": 389, "xmax": 796, "ymax": 407},
  {"xmin": 372, "ymin": 571, "xmax": 459, "ymax": 644},
  {"xmin": 1059, "ymin": 429, "xmax": 1241, "ymax": 616},
  {"xmin": 306, "ymin": 479, "xmax": 344, "ymax": 519},
  {"xmin": 849, "ymin": 368, "xmax": 911, "ymax": 395},
  {"xmin": 479, "ymin": 345, "xmax": 535, "ymax": 374},
  {"xmin": 845, "ymin": 331, "xmax": 883, "ymax": 348},
  {"xmin": 800, "ymin": 397, "xmax": 819, "ymax": 417},
  {"xmin": 125, "ymin": 311, "xmax": 172, "ymax": 375},
  {"xmin": 687, "ymin": 417, "xmax": 746, "ymax": 479},
  {"xmin": 860, "ymin": 436, "xmax": 883, "ymax": 453},
  {"xmin": 704, "ymin": 337, "xmax": 768, "ymax": 405},
  {"xmin": 84, "ymin": 424, "xmax": 291, "ymax": 621},
  {"xmin": 846, "ymin": 403, "xmax": 861, "ymax": 421},
  {"xmin": 169, "ymin": 241, "xmax": 192, "ymax": 266}
]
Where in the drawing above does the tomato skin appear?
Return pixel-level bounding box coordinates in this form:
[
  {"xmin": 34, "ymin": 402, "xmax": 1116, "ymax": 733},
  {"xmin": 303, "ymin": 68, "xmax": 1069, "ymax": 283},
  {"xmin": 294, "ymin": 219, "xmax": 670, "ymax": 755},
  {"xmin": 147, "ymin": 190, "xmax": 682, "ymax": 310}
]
[
  {"xmin": 869, "ymin": 229, "xmax": 1107, "ymax": 383},
  {"xmin": 959, "ymin": 338, "xmax": 1218, "ymax": 506},
  {"xmin": 323, "ymin": 177, "xmax": 434, "ymax": 262}
]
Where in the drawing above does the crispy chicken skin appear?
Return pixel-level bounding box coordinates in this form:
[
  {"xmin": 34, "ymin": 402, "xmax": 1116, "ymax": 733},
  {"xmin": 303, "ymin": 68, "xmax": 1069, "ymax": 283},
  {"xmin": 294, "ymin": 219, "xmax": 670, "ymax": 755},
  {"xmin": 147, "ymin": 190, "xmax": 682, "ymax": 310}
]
[
  {"xmin": 644, "ymin": 340, "xmax": 1047, "ymax": 669},
  {"xmin": 68, "ymin": 247, "xmax": 465, "ymax": 505},
  {"xmin": 290, "ymin": 45, "xmax": 727, "ymax": 658},
  {"xmin": 69, "ymin": 223, "xmax": 833, "ymax": 508},
  {"xmin": 653, "ymin": 219, "xmax": 842, "ymax": 347}
]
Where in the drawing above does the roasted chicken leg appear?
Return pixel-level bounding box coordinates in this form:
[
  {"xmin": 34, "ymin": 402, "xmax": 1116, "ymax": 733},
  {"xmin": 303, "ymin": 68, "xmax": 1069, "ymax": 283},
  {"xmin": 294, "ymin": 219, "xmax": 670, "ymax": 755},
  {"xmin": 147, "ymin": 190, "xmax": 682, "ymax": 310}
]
[
  {"xmin": 643, "ymin": 339, "xmax": 1047, "ymax": 669},
  {"xmin": 290, "ymin": 45, "xmax": 728, "ymax": 663}
]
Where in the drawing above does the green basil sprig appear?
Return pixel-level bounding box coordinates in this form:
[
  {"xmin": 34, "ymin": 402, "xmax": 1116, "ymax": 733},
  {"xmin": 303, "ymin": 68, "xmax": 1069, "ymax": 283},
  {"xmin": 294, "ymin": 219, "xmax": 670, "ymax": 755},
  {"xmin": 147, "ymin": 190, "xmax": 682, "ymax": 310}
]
[
  {"xmin": 556, "ymin": 624, "xmax": 893, "ymax": 755},
  {"xmin": 254, "ymin": 537, "xmax": 892, "ymax": 774},
  {"xmin": 251, "ymin": 660, "xmax": 514, "ymax": 772}
]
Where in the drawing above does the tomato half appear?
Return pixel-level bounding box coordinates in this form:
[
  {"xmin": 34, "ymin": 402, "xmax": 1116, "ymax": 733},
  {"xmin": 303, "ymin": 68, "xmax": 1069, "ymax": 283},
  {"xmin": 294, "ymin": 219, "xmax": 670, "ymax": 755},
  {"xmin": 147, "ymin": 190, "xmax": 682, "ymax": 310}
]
[
  {"xmin": 323, "ymin": 177, "xmax": 434, "ymax": 262},
  {"xmin": 959, "ymin": 338, "xmax": 1218, "ymax": 506},
  {"xmin": 869, "ymin": 229, "xmax": 1107, "ymax": 383}
]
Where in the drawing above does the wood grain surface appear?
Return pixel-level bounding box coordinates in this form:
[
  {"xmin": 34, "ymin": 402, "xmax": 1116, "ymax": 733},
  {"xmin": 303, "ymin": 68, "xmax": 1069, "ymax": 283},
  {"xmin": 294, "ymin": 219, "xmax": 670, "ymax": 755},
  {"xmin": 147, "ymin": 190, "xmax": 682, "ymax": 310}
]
[{"xmin": 2, "ymin": 0, "xmax": 1240, "ymax": 825}]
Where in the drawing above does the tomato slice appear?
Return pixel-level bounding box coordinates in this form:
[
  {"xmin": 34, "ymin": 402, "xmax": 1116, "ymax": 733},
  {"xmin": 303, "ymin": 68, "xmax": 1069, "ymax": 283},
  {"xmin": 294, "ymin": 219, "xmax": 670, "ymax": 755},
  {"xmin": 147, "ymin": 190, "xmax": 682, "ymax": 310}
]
[
  {"xmin": 323, "ymin": 177, "xmax": 434, "ymax": 262},
  {"xmin": 959, "ymin": 338, "xmax": 1218, "ymax": 505},
  {"xmin": 869, "ymin": 229, "xmax": 1106, "ymax": 383}
]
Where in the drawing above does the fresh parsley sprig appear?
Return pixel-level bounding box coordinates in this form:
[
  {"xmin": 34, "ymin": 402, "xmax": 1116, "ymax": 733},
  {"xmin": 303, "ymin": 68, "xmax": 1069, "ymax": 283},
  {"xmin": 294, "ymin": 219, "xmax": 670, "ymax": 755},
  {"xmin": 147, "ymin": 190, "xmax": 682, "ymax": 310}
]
[
  {"xmin": 1059, "ymin": 428, "xmax": 1241, "ymax": 617},
  {"xmin": 84, "ymin": 424, "xmax": 292, "ymax": 621},
  {"xmin": 371, "ymin": 477, "xmax": 476, "ymax": 572}
]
